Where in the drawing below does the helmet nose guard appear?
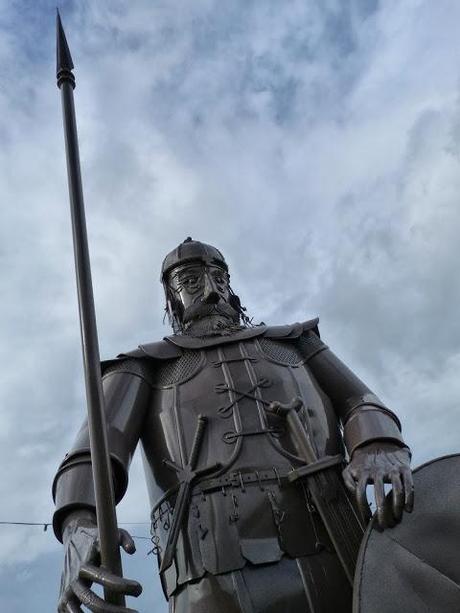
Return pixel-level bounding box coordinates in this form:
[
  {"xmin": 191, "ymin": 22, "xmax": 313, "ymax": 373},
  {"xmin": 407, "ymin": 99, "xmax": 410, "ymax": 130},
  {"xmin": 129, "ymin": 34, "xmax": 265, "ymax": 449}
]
[{"xmin": 161, "ymin": 237, "xmax": 228, "ymax": 282}]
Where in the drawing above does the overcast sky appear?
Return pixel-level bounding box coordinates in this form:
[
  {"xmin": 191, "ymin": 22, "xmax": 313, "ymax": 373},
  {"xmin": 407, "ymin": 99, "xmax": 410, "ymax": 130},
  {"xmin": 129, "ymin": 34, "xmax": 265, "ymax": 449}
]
[{"xmin": 1, "ymin": 1, "xmax": 460, "ymax": 611}]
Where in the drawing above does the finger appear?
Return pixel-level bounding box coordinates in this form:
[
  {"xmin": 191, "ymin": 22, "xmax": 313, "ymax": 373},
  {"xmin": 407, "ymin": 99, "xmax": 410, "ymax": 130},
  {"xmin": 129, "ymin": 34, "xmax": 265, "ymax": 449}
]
[
  {"xmin": 65, "ymin": 599, "xmax": 83, "ymax": 613},
  {"xmin": 342, "ymin": 467, "xmax": 356, "ymax": 492},
  {"xmin": 79, "ymin": 564, "xmax": 142, "ymax": 597},
  {"xmin": 58, "ymin": 586, "xmax": 80, "ymax": 613},
  {"xmin": 119, "ymin": 529, "xmax": 136, "ymax": 554},
  {"xmin": 355, "ymin": 474, "xmax": 370, "ymax": 520},
  {"xmin": 82, "ymin": 533, "xmax": 101, "ymax": 565},
  {"xmin": 72, "ymin": 580, "xmax": 139, "ymax": 613},
  {"xmin": 373, "ymin": 472, "xmax": 387, "ymax": 529},
  {"xmin": 401, "ymin": 467, "xmax": 414, "ymax": 512},
  {"xmin": 390, "ymin": 471, "xmax": 404, "ymax": 522}
]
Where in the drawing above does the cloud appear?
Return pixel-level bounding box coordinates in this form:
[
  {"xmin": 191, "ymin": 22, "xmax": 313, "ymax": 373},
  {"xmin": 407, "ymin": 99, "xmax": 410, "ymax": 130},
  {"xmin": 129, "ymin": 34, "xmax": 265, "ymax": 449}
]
[{"xmin": 1, "ymin": 0, "xmax": 460, "ymax": 610}]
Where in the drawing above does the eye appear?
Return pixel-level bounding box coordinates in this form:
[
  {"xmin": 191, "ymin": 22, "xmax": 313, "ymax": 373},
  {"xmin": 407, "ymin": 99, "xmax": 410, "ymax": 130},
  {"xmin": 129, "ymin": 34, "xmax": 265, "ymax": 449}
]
[{"xmin": 213, "ymin": 272, "xmax": 227, "ymax": 284}]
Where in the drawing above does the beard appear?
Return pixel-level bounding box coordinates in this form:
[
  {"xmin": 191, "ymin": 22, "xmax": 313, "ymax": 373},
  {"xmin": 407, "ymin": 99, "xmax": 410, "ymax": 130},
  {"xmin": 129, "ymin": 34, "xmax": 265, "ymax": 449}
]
[
  {"xmin": 183, "ymin": 300, "xmax": 240, "ymax": 325},
  {"xmin": 181, "ymin": 300, "xmax": 241, "ymax": 335}
]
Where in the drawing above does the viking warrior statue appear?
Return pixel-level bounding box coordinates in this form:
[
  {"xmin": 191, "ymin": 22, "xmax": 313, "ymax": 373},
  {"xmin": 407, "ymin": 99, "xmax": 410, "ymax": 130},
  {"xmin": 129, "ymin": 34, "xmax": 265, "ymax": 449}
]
[{"xmin": 53, "ymin": 238, "xmax": 413, "ymax": 613}]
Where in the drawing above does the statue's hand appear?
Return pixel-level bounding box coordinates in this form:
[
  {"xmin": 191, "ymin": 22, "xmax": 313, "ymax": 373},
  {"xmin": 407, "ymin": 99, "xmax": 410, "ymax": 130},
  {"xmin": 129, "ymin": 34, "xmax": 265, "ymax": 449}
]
[
  {"xmin": 342, "ymin": 442, "xmax": 414, "ymax": 530},
  {"xmin": 57, "ymin": 509, "xmax": 142, "ymax": 613}
]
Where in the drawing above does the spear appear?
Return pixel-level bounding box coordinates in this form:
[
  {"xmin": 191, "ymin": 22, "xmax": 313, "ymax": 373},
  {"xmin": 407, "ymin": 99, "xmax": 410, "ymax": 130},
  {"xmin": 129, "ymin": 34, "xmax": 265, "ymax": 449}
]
[{"xmin": 56, "ymin": 11, "xmax": 125, "ymax": 606}]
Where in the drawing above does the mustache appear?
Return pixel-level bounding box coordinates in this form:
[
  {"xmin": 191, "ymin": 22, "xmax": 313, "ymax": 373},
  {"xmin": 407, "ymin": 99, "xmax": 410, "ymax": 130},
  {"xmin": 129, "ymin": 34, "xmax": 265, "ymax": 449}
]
[{"xmin": 182, "ymin": 300, "xmax": 239, "ymax": 324}]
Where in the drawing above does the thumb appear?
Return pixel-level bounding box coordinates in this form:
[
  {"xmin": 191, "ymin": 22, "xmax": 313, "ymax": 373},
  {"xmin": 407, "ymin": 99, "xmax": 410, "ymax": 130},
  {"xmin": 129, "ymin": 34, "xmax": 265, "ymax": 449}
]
[{"xmin": 119, "ymin": 529, "xmax": 136, "ymax": 554}]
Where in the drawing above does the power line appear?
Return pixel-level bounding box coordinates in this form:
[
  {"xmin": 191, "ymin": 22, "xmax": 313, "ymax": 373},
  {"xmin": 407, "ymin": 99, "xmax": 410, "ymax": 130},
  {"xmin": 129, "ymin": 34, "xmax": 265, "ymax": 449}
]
[
  {"xmin": 0, "ymin": 521, "xmax": 51, "ymax": 531},
  {"xmin": 0, "ymin": 520, "xmax": 152, "ymax": 541}
]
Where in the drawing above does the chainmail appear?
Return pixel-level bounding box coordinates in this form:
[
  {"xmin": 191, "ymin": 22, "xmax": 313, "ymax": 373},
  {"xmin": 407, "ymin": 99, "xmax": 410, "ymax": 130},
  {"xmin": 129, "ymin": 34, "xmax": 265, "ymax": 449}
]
[
  {"xmin": 151, "ymin": 350, "xmax": 202, "ymax": 387},
  {"xmin": 102, "ymin": 352, "xmax": 203, "ymax": 388},
  {"xmin": 258, "ymin": 338, "xmax": 304, "ymax": 366},
  {"xmin": 296, "ymin": 331, "xmax": 328, "ymax": 361}
]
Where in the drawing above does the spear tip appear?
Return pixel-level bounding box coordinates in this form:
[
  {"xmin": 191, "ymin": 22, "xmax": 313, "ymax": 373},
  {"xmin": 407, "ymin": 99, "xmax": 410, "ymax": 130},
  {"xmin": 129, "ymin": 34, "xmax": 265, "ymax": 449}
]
[{"xmin": 56, "ymin": 9, "xmax": 75, "ymax": 88}]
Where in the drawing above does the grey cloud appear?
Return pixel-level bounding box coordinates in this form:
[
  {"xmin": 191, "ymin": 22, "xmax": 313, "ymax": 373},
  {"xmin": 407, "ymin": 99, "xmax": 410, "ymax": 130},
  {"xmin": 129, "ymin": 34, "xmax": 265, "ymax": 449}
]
[{"xmin": 1, "ymin": 1, "xmax": 460, "ymax": 611}]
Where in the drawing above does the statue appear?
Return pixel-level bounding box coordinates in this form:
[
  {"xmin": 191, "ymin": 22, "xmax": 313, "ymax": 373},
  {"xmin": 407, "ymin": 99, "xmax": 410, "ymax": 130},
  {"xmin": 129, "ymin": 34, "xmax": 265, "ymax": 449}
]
[
  {"xmin": 53, "ymin": 238, "xmax": 413, "ymax": 612},
  {"xmin": 53, "ymin": 13, "xmax": 415, "ymax": 613}
]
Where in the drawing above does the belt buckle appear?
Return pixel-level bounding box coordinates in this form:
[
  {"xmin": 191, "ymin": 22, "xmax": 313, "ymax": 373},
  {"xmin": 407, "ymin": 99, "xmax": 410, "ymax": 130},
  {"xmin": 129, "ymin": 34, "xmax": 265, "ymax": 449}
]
[{"xmin": 228, "ymin": 471, "xmax": 241, "ymax": 488}]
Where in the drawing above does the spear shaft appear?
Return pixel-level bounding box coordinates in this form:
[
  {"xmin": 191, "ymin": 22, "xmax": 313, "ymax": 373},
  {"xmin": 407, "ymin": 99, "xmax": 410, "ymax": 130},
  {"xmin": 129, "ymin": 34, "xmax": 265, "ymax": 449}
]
[{"xmin": 56, "ymin": 13, "xmax": 125, "ymax": 606}]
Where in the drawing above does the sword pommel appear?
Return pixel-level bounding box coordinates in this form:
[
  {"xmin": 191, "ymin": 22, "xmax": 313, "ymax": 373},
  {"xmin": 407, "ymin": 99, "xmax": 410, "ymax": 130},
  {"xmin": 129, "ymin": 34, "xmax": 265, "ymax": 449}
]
[{"xmin": 267, "ymin": 396, "xmax": 303, "ymax": 418}]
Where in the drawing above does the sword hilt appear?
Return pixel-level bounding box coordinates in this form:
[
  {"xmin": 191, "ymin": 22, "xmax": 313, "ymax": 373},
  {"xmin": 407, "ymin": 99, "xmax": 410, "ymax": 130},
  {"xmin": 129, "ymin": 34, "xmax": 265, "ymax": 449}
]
[
  {"xmin": 266, "ymin": 396, "xmax": 318, "ymax": 463},
  {"xmin": 267, "ymin": 396, "xmax": 303, "ymax": 418}
]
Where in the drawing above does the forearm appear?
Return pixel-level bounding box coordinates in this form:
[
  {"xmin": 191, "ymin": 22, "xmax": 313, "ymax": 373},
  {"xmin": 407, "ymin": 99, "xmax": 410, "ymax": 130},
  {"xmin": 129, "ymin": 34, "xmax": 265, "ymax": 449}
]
[{"xmin": 61, "ymin": 508, "xmax": 97, "ymax": 544}]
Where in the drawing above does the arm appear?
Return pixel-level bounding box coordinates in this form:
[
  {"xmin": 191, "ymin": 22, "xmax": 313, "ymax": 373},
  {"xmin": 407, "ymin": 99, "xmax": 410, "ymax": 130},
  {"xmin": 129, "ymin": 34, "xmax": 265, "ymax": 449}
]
[
  {"xmin": 299, "ymin": 330, "xmax": 413, "ymax": 528},
  {"xmin": 53, "ymin": 360, "xmax": 151, "ymax": 613}
]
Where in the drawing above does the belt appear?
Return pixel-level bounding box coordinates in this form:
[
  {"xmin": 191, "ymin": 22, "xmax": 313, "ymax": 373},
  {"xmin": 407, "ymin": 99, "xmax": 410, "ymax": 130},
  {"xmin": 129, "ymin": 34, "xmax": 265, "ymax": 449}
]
[
  {"xmin": 195, "ymin": 455, "xmax": 344, "ymax": 495},
  {"xmin": 151, "ymin": 454, "xmax": 344, "ymax": 518},
  {"xmin": 196, "ymin": 467, "xmax": 287, "ymax": 494}
]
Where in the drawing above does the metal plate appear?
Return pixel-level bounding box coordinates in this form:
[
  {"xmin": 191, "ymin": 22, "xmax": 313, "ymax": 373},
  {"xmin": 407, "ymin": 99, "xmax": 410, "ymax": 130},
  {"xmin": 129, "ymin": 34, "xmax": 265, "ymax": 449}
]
[{"xmin": 354, "ymin": 454, "xmax": 460, "ymax": 613}]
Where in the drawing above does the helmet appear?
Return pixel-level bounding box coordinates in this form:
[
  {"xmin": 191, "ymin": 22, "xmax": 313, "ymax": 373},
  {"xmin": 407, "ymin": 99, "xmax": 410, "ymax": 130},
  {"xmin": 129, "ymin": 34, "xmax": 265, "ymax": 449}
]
[
  {"xmin": 160, "ymin": 238, "xmax": 250, "ymax": 334},
  {"xmin": 161, "ymin": 237, "xmax": 228, "ymax": 282}
]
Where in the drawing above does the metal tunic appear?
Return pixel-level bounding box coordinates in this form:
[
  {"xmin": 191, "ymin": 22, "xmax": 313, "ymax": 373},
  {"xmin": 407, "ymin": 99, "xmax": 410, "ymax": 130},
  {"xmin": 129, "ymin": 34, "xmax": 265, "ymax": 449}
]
[
  {"xmin": 53, "ymin": 320, "xmax": 405, "ymax": 603},
  {"xmin": 140, "ymin": 336, "xmax": 343, "ymax": 596}
]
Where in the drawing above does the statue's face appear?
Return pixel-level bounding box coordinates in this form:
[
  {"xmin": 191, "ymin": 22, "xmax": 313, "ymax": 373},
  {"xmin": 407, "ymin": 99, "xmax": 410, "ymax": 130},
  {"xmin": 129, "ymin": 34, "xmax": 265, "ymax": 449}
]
[
  {"xmin": 167, "ymin": 261, "xmax": 239, "ymax": 330},
  {"xmin": 169, "ymin": 262, "xmax": 230, "ymax": 311}
]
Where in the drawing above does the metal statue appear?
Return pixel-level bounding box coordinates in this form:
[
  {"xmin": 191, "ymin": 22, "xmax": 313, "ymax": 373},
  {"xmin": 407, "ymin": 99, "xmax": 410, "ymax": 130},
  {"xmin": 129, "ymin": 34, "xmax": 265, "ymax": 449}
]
[{"xmin": 53, "ymin": 236, "xmax": 414, "ymax": 612}]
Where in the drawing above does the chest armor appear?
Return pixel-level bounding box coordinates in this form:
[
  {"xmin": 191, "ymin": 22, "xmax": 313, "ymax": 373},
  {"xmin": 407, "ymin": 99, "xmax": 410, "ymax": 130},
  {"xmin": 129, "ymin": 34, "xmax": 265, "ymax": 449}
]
[{"xmin": 141, "ymin": 336, "xmax": 344, "ymax": 596}]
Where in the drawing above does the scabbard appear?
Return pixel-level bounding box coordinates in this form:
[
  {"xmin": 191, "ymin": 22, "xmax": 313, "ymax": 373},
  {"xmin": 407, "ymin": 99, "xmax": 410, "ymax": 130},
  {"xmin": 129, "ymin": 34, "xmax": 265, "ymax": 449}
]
[
  {"xmin": 275, "ymin": 402, "xmax": 367, "ymax": 585},
  {"xmin": 303, "ymin": 466, "xmax": 365, "ymax": 584},
  {"xmin": 160, "ymin": 481, "xmax": 192, "ymax": 573}
]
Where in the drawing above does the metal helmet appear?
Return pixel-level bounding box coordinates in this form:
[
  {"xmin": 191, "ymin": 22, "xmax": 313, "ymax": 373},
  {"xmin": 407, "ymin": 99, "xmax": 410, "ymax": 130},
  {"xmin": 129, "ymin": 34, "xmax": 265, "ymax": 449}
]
[
  {"xmin": 161, "ymin": 237, "xmax": 228, "ymax": 283},
  {"xmin": 161, "ymin": 238, "xmax": 249, "ymax": 334}
]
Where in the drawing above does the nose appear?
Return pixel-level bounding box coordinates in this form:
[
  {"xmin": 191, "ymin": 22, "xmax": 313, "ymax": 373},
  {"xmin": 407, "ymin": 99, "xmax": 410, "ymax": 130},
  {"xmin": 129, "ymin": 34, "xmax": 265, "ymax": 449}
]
[{"xmin": 202, "ymin": 272, "xmax": 220, "ymax": 304}]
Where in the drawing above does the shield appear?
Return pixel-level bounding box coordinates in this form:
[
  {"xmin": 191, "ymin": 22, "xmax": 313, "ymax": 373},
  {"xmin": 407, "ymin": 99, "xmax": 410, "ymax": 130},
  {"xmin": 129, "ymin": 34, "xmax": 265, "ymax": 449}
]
[{"xmin": 353, "ymin": 454, "xmax": 460, "ymax": 613}]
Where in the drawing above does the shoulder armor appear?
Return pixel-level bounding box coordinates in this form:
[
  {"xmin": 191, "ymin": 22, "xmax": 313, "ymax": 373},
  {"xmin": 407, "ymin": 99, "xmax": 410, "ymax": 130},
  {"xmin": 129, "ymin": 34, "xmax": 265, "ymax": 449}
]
[
  {"xmin": 119, "ymin": 339, "xmax": 183, "ymax": 360},
  {"xmin": 263, "ymin": 317, "xmax": 319, "ymax": 340},
  {"xmin": 101, "ymin": 340, "xmax": 183, "ymax": 375},
  {"xmin": 104, "ymin": 318, "xmax": 320, "ymax": 365}
]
